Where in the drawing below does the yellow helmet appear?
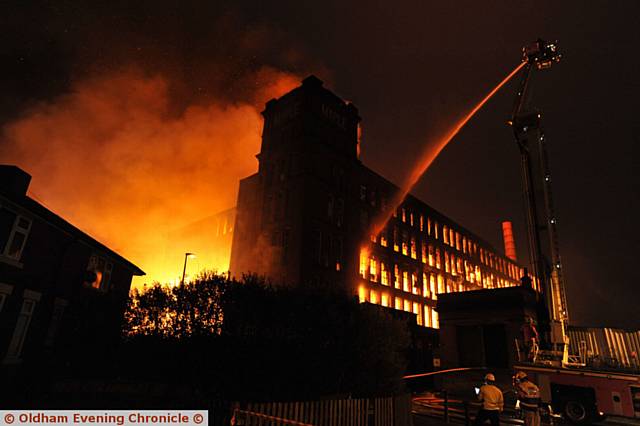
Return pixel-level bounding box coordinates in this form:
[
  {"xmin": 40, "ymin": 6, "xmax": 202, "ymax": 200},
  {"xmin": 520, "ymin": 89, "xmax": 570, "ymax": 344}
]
[
  {"xmin": 485, "ymin": 373, "xmax": 496, "ymax": 382},
  {"xmin": 514, "ymin": 371, "xmax": 527, "ymax": 381}
]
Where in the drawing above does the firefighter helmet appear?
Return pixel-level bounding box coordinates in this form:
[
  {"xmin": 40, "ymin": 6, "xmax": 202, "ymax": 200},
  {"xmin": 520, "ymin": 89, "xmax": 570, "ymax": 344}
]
[
  {"xmin": 514, "ymin": 371, "xmax": 528, "ymax": 381},
  {"xmin": 485, "ymin": 373, "xmax": 496, "ymax": 382}
]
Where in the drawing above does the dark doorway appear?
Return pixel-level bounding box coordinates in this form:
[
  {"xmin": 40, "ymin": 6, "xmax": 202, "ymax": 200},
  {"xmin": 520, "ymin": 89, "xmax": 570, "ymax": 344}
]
[
  {"xmin": 483, "ymin": 324, "xmax": 508, "ymax": 368},
  {"xmin": 456, "ymin": 325, "xmax": 483, "ymax": 367}
]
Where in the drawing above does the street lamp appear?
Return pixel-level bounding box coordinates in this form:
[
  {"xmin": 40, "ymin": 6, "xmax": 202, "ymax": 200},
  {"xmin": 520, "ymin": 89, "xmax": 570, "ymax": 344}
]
[{"xmin": 181, "ymin": 252, "xmax": 196, "ymax": 285}]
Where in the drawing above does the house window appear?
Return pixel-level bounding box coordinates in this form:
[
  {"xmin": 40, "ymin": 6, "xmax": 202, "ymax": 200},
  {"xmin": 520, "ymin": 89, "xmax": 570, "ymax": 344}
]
[
  {"xmin": 84, "ymin": 255, "xmax": 113, "ymax": 291},
  {"xmin": 359, "ymin": 185, "xmax": 367, "ymax": 201},
  {"xmin": 0, "ymin": 283, "xmax": 11, "ymax": 312},
  {"xmin": 44, "ymin": 298, "xmax": 68, "ymax": 347},
  {"xmin": 4, "ymin": 290, "xmax": 40, "ymax": 364},
  {"xmin": 0, "ymin": 208, "xmax": 32, "ymax": 262}
]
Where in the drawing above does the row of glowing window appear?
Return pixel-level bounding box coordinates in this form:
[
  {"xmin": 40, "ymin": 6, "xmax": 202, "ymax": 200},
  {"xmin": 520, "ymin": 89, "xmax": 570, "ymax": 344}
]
[
  {"xmin": 358, "ymin": 285, "xmax": 439, "ymax": 328},
  {"xmin": 372, "ymin": 231, "xmax": 521, "ymax": 281},
  {"xmin": 361, "ymin": 247, "xmax": 520, "ymax": 287},
  {"xmin": 359, "ymin": 255, "xmax": 518, "ymax": 298},
  {"xmin": 394, "ymin": 209, "xmax": 472, "ymax": 252}
]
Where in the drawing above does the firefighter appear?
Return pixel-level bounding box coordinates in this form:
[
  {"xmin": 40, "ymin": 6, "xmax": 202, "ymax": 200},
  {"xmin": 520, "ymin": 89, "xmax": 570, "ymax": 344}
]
[
  {"xmin": 474, "ymin": 373, "xmax": 504, "ymax": 426},
  {"xmin": 520, "ymin": 316, "xmax": 539, "ymax": 361},
  {"xmin": 514, "ymin": 371, "xmax": 541, "ymax": 426}
]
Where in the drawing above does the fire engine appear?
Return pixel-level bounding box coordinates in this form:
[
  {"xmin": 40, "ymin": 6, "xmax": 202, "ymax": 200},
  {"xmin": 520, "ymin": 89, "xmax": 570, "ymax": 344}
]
[{"xmin": 510, "ymin": 40, "xmax": 640, "ymax": 423}]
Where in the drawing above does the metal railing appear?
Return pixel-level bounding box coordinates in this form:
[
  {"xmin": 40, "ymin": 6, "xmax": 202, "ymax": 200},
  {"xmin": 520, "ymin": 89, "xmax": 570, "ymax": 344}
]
[{"xmin": 413, "ymin": 391, "xmax": 559, "ymax": 426}]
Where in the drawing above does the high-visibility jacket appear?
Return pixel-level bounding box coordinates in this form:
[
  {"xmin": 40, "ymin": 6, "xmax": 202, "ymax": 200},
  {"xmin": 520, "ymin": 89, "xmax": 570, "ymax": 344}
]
[
  {"xmin": 516, "ymin": 381, "xmax": 541, "ymax": 411},
  {"xmin": 478, "ymin": 384, "xmax": 504, "ymax": 411}
]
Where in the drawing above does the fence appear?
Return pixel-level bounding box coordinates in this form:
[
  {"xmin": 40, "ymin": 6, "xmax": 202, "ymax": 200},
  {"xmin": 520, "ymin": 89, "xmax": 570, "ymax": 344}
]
[
  {"xmin": 567, "ymin": 326, "xmax": 640, "ymax": 370},
  {"xmin": 232, "ymin": 394, "xmax": 412, "ymax": 426}
]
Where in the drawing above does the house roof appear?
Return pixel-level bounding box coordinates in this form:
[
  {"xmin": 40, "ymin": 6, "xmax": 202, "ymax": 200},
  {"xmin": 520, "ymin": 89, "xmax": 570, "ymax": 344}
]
[{"xmin": 0, "ymin": 165, "xmax": 144, "ymax": 276}]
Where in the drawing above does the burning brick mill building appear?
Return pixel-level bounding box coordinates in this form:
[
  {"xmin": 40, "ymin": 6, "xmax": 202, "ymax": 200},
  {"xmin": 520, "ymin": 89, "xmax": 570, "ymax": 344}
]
[{"xmin": 230, "ymin": 75, "xmax": 530, "ymax": 332}]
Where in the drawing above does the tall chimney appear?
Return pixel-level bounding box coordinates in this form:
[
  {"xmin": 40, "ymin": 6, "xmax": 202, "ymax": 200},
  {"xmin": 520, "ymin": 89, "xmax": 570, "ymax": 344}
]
[{"xmin": 502, "ymin": 221, "xmax": 517, "ymax": 261}]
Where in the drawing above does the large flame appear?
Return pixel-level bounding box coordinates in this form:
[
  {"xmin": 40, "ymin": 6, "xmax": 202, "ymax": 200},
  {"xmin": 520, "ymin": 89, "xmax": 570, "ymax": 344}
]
[{"xmin": 0, "ymin": 67, "xmax": 299, "ymax": 288}]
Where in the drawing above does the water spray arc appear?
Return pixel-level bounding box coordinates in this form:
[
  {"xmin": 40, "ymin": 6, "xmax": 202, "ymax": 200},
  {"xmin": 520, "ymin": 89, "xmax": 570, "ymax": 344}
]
[{"xmin": 368, "ymin": 61, "xmax": 527, "ymax": 240}]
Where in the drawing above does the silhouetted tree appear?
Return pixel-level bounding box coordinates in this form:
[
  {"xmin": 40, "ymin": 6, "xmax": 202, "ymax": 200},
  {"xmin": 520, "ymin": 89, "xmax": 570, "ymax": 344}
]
[
  {"xmin": 118, "ymin": 272, "xmax": 411, "ymax": 401},
  {"xmin": 123, "ymin": 271, "xmax": 227, "ymax": 338}
]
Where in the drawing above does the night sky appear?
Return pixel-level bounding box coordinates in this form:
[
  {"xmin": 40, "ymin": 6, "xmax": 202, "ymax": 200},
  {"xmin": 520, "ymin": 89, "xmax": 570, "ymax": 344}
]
[{"xmin": 1, "ymin": 1, "xmax": 638, "ymax": 328}]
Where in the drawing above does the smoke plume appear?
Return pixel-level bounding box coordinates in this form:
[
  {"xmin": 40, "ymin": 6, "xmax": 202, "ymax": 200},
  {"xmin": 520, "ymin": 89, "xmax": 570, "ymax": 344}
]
[{"xmin": 1, "ymin": 67, "xmax": 299, "ymax": 286}]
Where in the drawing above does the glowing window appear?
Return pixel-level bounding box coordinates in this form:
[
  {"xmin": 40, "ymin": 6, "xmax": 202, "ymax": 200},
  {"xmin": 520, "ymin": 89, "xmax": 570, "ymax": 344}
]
[
  {"xmin": 428, "ymin": 245, "xmax": 434, "ymax": 267},
  {"xmin": 456, "ymin": 232, "xmax": 461, "ymax": 251},
  {"xmin": 393, "ymin": 227, "xmax": 399, "ymax": 252},
  {"xmin": 410, "ymin": 237, "xmax": 417, "ymax": 259},
  {"xmin": 401, "ymin": 232, "xmax": 408, "ymax": 256},
  {"xmin": 395, "ymin": 297, "xmax": 402, "ymax": 310},
  {"xmin": 444, "ymin": 252, "xmax": 450, "ymax": 273},
  {"xmin": 430, "ymin": 274, "xmax": 436, "ymax": 299},
  {"xmin": 370, "ymin": 289, "xmax": 379, "ymax": 304},
  {"xmin": 413, "ymin": 302, "xmax": 421, "ymax": 325},
  {"xmin": 394, "ymin": 265, "xmax": 400, "ymax": 289},
  {"xmin": 369, "ymin": 258, "xmax": 378, "ymax": 282},
  {"xmin": 359, "ymin": 250, "xmax": 367, "ymax": 279},
  {"xmin": 381, "ymin": 293, "xmax": 389, "ymax": 307},
  {"xmin": 434, "ymin": 222, "xmax": 439, "ymax": 239},
  {"xmin": 443, "ymin": 226, "xmax": 449, "ymax": 244},
  {"xmin": 437, "ymin": 274, "xmax": 445, "ymax": 295},
  {"xmin": 380, "ymin": 232, "xmax": 388, "ymax": 247},
  {"xmin": 403, "ymin": 299, "xmax": 411, "ymax": 312},
  {"xmin": 403, "ymin": 271, "xmax": 409, "ymax": 292},
  {"xmin": 423, "ymin": 272, "xmax": 429, "ymax": 298},
  {"xmin": 85, "ymin": 255, "xmax": 113, "ymax": 291},
  {"xmin": 401, "ymin": 208, "xmax": 406, "ymax": 223},
  {"xmin": 449, "ymin": 229, "xmax": 454, "ymax": 247},
  {"xmin": 432, "ymin": 310, "xmax": 439, "ymax": 329},
  {"xmin": 450, "ymin": 254, "xmax": 457, "ymax": 276},
  {"xmin": 435, "ymin": 248, "xmax": 441, "ymax": 269},
  {"xmin": 412, "ymin": 273, "xmax": 419, "ymax": 295},
  {"xmin": 410, "ymin": 212, "xmax": 414, "ymax": 227},
  {"xmin": 421, "ymin": 243, "xmax": 427, "ymax": 264},
  {"xmin": 424, "ymin": 305, "xmax": 432, "ymax": 327},
  {"xmin": 358, "ymin": 286, "xmax": 367, "ymax": 303},
  {"xmin": 381, "ymin": 263, "xmax": 389, "ymax": 285},
  {"xmin": 420, "ymin": 215, "xmax": 424, "ymax": 231}
]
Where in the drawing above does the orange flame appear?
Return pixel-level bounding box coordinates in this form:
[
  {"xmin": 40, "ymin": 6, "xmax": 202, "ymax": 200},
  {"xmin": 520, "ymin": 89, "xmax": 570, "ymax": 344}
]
[{"xmin": 369, "ymin": 61, "xmax": 527, "ymax": 239}]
